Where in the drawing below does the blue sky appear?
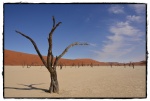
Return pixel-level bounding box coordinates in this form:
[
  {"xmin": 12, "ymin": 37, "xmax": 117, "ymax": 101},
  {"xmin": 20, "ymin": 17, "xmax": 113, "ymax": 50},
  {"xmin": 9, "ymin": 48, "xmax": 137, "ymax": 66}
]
[{"xmin": 4, "ymin": 4, "xmax": 146, "ymax": 62}]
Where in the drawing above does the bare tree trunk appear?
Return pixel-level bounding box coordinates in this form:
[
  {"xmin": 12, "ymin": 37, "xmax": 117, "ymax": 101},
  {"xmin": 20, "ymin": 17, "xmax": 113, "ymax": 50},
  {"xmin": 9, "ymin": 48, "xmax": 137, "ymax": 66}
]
[{"xmin": 49, "ymin": 70, "xmax": 59, "ymax": 93}]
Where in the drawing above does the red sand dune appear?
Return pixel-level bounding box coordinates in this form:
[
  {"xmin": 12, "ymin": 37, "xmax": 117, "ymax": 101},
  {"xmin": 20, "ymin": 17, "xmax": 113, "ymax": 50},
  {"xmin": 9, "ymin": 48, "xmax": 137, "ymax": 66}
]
[
  {"xmin": 4, "ymin": 49, "xmax": 146, "ymax": 66},
  {"xmin": 4, "ymin": 49, "xmax": 107, "ymax": 66}
]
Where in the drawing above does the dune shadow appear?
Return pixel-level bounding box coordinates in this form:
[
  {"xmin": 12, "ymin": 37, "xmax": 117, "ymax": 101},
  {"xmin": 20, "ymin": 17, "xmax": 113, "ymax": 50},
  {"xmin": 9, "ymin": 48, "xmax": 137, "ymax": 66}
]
[{"xmin": 5, "ymin": 83, "xmax": 49, "ymax": 93}]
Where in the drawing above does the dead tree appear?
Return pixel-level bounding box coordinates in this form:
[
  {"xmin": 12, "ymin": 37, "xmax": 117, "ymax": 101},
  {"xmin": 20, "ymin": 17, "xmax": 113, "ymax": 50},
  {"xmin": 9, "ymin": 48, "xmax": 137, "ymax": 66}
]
[
  {"xmin": 90, "ymin": 62, "xmax": 93, "ymax": 67},
  {"xmin": 15, "ymin": 16, "xmax": 88, "ymax": 94},
  {"xmin": 82, "ymin": 62, "xmax": 84, "ymax": 67},
  {"xmin": 110, "ymin": 63, "xmax": 113, "ymax": 68},
  {"xmin": 132, "ymin": 63, "xmax": 134, "ymax": 69},
  {"xmin": 27, "ymin": 64, "xmax": 31, "ymax": 68},
  {"xmin": 124, "ymin": 63, "xmax": 126, "ymax": 68},
  {"xmin": 60, "ymin": 63, "xmax": 63, "ymax": 70},
  {"xmin": 72, "ymin": 63, "xmax": 75, "ymax": 67}
]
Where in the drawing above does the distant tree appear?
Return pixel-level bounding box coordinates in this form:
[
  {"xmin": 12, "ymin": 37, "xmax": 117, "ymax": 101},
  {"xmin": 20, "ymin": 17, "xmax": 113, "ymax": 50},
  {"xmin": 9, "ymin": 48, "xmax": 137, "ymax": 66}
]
[
  {"xmin": 110, "ymin": 63, "xmax": 113, "ymax": 68},
  {"xmin": 15, "ymin": 16, "xmax": 88, "ymax": 94},
  {"xmin": 60, "ymin": 64, "xmax": 63, "ymax": 70},
  {"xmin": 90, "ymin": 62, "xmax": 93, "ymax": 67},
  {"xmin": 132, "ymin": 63, "xmax": 134, "ymax": 69},
  {"xmin": 124, "ymin": 63, "xmax": 126, "ymax": 68},
  {"xmin": 72, "ymin": 63, "xmax": 75, "ymax": 67},
  {"xmin": 82, "ymin": 62, "xmax": 84, "ymax": 67},
  {"xmin": 27, "ymin": 64, "xmax": 31, "ymax": 68}
]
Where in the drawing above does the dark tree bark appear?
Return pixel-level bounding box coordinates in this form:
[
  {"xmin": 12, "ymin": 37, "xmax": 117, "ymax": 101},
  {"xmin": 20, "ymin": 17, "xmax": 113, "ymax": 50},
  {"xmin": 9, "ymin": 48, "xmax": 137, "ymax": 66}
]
[
  {"xmin": 49, "ymin": 70, "xmax": 59, "ymax": 93},
  {"xmin": 15, "ymin": 16, "xmax": 88, "ymax": 94}
]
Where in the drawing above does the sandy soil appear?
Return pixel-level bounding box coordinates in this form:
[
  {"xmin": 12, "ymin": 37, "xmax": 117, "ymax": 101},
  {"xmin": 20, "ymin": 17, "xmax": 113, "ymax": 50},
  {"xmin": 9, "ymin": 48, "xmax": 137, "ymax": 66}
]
[{"xmin": 4, "ymin": 66, "xmax": 146, "ymax": 98}]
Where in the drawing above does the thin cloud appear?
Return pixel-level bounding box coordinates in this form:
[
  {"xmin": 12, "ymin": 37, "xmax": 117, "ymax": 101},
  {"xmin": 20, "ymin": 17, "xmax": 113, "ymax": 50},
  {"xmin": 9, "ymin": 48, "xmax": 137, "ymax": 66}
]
[
  {"xmin": 93, "ymin": 21, "xmax": 144, "ymax": 62},
  {"xmin": 129, "ymin": 4, "xmax": 146, "ymax": 14},
  {"xmin": 108, "ymin": 5, "xmax": 125, "ymax": 14},
  {"xmin": 89, "ymin": 43, "xmax": 97, "ymax": 47},
  {"xmin": 126, "ymin": 15, "xmax": 142, "ymax": 23},
  {"xmin": 110, "ymin": 21, "xmax": 141, "ymax": 36}
]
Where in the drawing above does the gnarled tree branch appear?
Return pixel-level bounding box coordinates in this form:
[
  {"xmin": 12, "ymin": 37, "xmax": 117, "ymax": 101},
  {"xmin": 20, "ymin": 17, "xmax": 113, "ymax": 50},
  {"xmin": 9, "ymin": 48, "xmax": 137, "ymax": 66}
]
[
  {"xmin": 53, "ymin": 42, "xmax": 89, "ymax": 67},
  {"xmin": 52, "ymin": 16, "xmax": 55, "ymax": 27},
  {"xmin": 15, "ymin": 30, "xmax": 49, "ymax": 71},
  {"xmin": 47, "ymin": 16, "xmax": 62, "ymax": 69},
  {"xmin": 58, "ymin": 42, "xmax": 89, "ymax": 60}
]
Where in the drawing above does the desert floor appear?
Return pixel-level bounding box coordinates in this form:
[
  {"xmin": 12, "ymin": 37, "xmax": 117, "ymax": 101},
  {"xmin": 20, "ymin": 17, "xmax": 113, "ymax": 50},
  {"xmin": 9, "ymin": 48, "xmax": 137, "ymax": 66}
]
[{"xmin": 4, "ymin": 66, "xmax": 146, "ymax": 98}]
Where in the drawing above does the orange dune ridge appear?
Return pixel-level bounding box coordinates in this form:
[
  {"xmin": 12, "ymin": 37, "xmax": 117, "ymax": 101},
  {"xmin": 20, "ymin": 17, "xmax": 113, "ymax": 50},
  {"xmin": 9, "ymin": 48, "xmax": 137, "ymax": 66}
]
[{"xmin": 4, "ymin": 49, "xmax": 108, "ymax": 66}]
